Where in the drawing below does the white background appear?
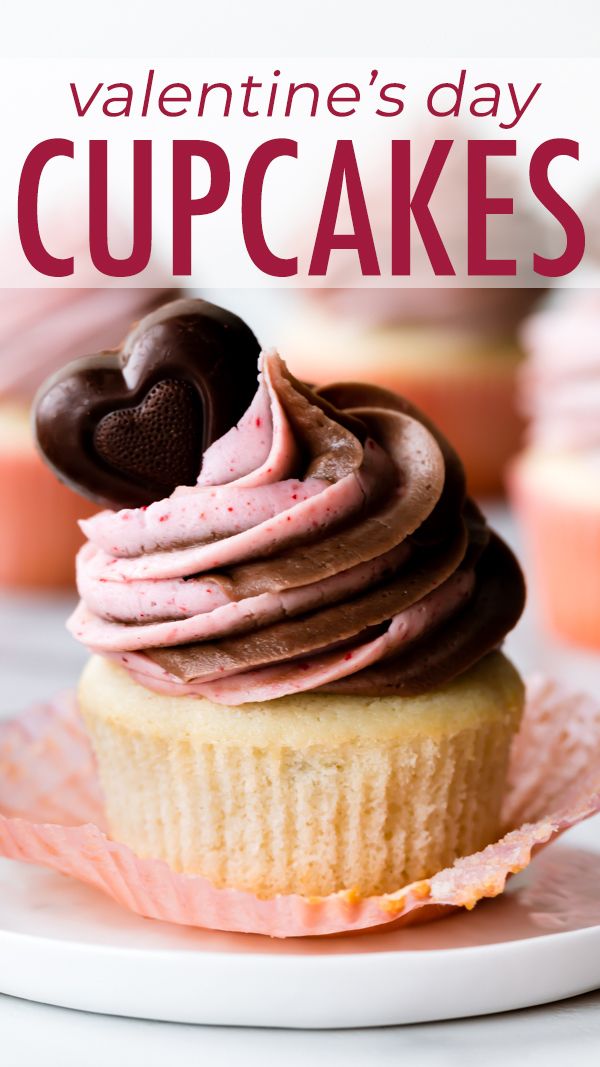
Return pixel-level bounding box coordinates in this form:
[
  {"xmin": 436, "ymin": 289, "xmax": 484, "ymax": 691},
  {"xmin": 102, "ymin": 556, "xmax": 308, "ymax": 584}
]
[
  {"xmin": 1, "ymin": 5, "xmax": 599, "ymax": 288},
  {"xmin": 7, "ymin": 55, "xmax": 597, "ymax": 287},
  {"xmin": 1, "ymin": 0, "xmax": 599, "ymax": 59}
]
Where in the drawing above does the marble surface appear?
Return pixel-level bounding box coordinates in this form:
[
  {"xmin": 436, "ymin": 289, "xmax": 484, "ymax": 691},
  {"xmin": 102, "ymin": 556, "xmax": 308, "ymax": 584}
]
[
  {"xmin": 2, "ymin": 988, "xmax": 600, "ymax": 1067},
  {"xmin": 1, "ymin": 505, "xmax": 600, "ymax": 1059}
]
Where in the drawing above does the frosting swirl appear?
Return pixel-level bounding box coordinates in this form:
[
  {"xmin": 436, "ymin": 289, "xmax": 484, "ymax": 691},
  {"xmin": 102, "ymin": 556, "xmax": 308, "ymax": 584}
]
[{"xmin": 70, "ymin": 353, "xmax": 524, "ymax": 704}]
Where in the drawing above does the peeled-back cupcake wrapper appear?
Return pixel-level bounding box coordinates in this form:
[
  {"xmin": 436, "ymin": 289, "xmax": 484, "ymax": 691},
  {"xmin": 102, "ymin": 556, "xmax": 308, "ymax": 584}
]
[{"xmin": 0, "ymin": 677, "xmax": 599, "ymax": 938}]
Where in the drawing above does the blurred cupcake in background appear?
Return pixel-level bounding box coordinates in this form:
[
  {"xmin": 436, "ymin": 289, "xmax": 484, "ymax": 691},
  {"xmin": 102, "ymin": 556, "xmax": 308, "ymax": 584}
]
[
  {"xmin": 0, "ymin": 286, "xmax": 175, "ymax": 588},
  {"xmin": 282, "ymin": 125, "xmax": 546, "ymax": 497},
  {"xmin": 581, "ymin": 183, "xmax": 600, "ymax": 265},
  {"xmin": 509, "ymin": 289, "xmax": 600, "ymax": 648}
]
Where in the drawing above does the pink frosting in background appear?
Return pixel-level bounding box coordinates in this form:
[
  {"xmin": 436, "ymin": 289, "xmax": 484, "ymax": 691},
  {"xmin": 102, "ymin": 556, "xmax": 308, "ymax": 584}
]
[
  {"xmin": 519, "ymin": 289, "xmax": 600, "ymax": 450},
  {"xmin": 0, "ymin": 202, "xmax": 179, "ymax": 402},
  {"xmin": 0, "ymin": 287, "xmax": 176, "ymax": 402}
]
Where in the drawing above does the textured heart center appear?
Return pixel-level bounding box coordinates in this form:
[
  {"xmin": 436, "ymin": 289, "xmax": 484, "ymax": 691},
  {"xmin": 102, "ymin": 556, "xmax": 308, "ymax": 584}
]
[{"xmin": 94, "ymin": 379, "xmax": 203, "ymax": 495}]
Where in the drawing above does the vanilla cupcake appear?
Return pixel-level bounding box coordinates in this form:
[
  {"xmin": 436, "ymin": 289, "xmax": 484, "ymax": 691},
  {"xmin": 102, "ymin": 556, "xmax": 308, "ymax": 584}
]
[
  {"xmin": 36, "ymin": 299, "xmax": 525, "ymax": 900},
  {"xmin": 0, "ymin": 286, "xmax": 175, "ymax": 587},
  {"xmin": 509, "ymin": 289, "xmax": 600, "ymax": 648}
]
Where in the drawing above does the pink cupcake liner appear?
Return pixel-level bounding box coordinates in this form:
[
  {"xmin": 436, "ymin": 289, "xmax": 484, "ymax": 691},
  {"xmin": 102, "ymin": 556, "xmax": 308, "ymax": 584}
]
[
  {"xmin": 1, "ymin": 679, "xmax": 600, "ymax": 938},
  {"xmin": 0, "ymin": 449, "xmax": 97, "ymax": 589},
  {"xmin": 509, "ymin": 457, "xmax": 600, "ymax": 649}
]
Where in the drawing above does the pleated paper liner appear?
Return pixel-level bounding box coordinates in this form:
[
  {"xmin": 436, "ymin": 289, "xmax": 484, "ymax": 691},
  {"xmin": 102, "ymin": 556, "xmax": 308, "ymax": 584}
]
[{"xmin": 0, "ymin": 677, "xmax": 599, "ymax": 938}]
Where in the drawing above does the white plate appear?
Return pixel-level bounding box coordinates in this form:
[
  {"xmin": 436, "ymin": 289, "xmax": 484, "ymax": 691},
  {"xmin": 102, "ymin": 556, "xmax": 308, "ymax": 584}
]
[{"xmin": 1, "ymin": 818, "xmax": 600, "ymax": 1029}]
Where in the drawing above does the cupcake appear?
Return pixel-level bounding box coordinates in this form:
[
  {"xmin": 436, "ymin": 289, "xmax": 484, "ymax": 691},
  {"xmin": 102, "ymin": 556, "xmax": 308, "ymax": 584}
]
[
  {"xmin": 282, "ymin": 128, "xmax": 545, "ymax": 498},
  {"xmin": 0, "ymin": 286, "xmax": 175, "ymax": 587},
  {"xmin": 35, "ymin": 298, "xmax": 525, "ymax": 901},
  {"xmin": 509, "ymin": 290, "xmax": 600, "ymax": 648}
]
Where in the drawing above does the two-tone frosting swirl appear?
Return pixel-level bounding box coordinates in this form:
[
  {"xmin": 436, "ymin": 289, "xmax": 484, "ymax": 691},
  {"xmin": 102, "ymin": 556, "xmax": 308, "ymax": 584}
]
[{"xmin": 69, "ymin": 353, "xmax": 524, "ymax": 704}]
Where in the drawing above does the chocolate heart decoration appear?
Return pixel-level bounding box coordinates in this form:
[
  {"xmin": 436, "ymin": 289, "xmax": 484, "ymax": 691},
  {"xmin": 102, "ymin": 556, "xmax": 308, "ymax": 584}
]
[
  {"xmin": 94, "ymin": 379, "xmax": 203, "ymax": 495},
  {"xmin": 34, "ymin": 298, "xmax": 261, "ymax": 509}
]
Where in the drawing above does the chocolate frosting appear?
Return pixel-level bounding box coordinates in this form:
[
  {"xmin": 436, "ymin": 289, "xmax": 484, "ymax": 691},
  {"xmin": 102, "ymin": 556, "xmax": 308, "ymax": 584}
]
[
  {"xmin": 148, "ymin": 527, "xmax": 467, "ymax": 681},
  {"xmin": 67, "ymin": 334, "xmax": 525, "ymax": 703},
  {"xmin": 319, "ymin": 533, "xmax": 524, "ymax": 697},
  {"xmin": 184, "ymin": 385, "xmax": 449, "ymax": 600},
  {"xmin": 34, "ymin": 299, "xmax": 261, "ymax": 509}
]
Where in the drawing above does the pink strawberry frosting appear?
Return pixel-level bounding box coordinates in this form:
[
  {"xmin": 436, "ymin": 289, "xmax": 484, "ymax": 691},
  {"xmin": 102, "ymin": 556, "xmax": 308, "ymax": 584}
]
[
  {"xmin": 69, "ymin": 352, "xmax": 524, "ymax": 704},
  {"xmin": 520, "ymin": 290, "xmax": 600, "ymax": 451}
]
